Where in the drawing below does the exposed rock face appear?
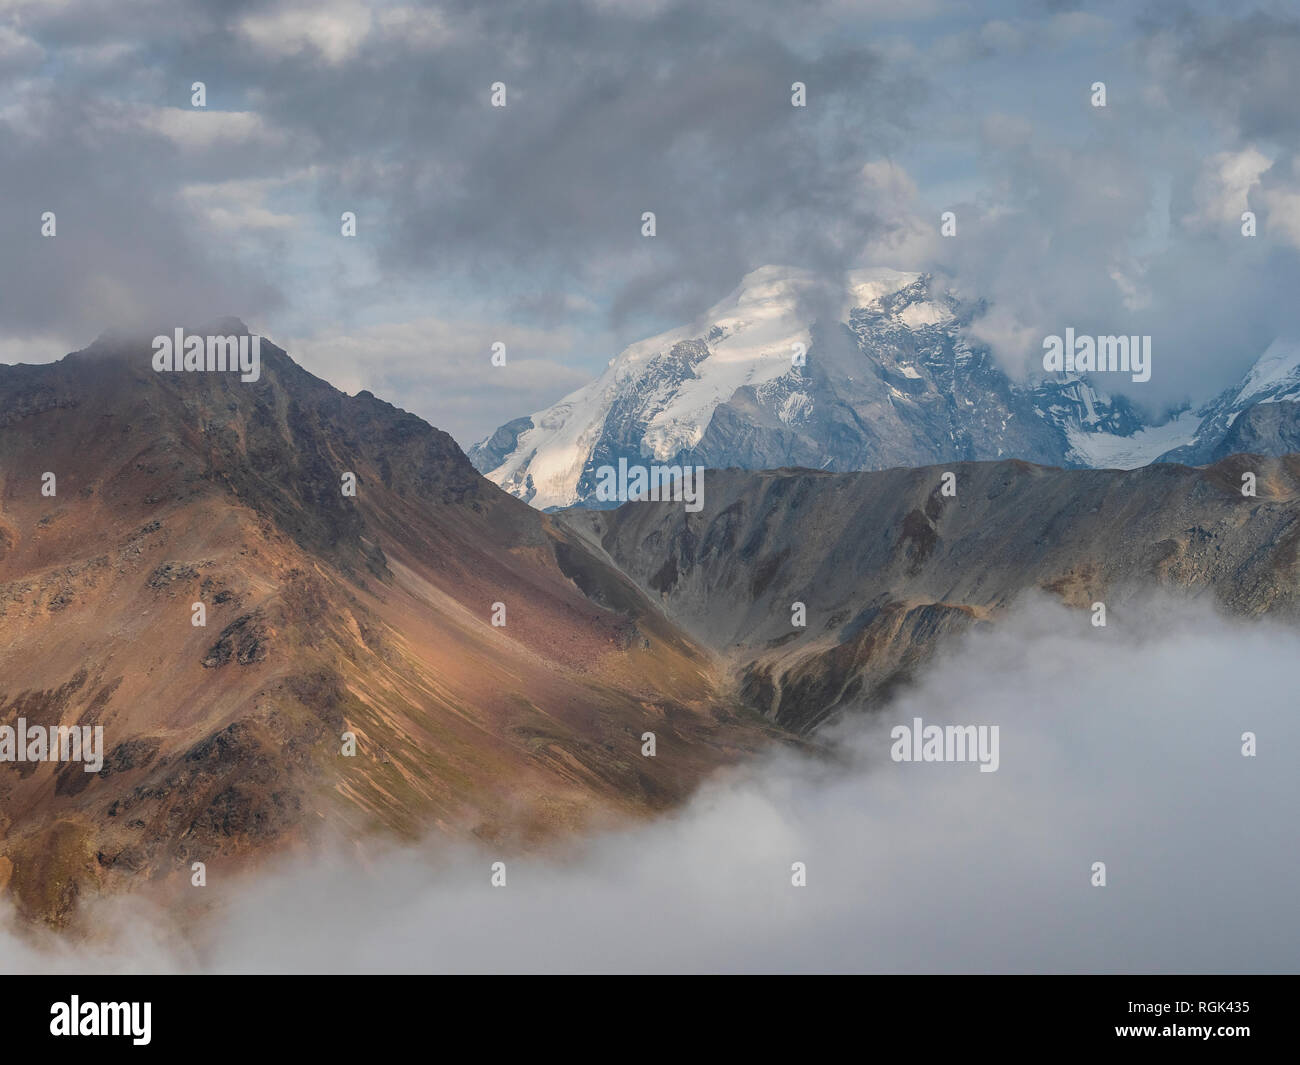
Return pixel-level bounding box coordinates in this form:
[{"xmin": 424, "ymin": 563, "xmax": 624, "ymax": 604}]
[
  {"xmin": 1211, "ymin": 401, "xmax": 1300, "ymax": 461},
  {"xmin": 560, "ymin": 456, "xmax": 1300, "ymax": 731},
  {"xmin": 0, "ymin": 327, "xmax": 781, "ymax": 927},
  {"xmin": 1159, "ymin": 340, "xmax": 1300, "ymax": 465}
]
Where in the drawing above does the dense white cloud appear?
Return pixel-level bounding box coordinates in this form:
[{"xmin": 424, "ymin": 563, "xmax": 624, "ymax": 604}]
[
  {"xmin": 1180, "ymin": 147, "xmax": 1272, "ymax": 234},
  {"xmin": 238, "ymin": 0, "xmax": 376, "ymax": 65},
  {"xmin": 4, "ymin": 597, "xmax": 1295, "ymax": 974}
]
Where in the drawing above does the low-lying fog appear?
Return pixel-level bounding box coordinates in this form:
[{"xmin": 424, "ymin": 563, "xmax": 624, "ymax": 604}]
[{"xmin": 5, "ymin": 596, "xmax": 1296, "ymax": 973}]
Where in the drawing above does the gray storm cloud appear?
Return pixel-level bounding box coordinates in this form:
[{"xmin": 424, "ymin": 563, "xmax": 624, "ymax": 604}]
[
  {"xmin": 6, "ymin": 0, "xmax": 1300, "ymax": 428},
  {"xmin": 0, "ymin": 0, "xmax": 915, "ymax": 344},
  {"xmin": 4, "ymin": 596, "xmax": 1296, "ymax": 974}
]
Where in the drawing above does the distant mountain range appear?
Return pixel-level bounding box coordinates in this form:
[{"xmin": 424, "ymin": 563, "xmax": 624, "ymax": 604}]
[
  {"xmin": 470, "ymin": 266, "xmax": 1300, "ymax": 508},
  {"xmin": 559, "ymin": 455, "xmax": 1300, "ymax": 732},
  {"xmin": 6, "ymin": 324, "xmax": 1300, "ymax": 930}
]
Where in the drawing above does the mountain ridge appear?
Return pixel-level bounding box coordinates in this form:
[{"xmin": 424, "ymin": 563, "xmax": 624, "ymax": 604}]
[
  {"xmin": 7, "ymin": 322, "xmax": 1300, "ymax": 933},
  {"xmin": 559, "ymin": 453, "xmax": 1300, "ymax": 731},
  {"xmin": 0, "ymin": 330, "xmax": 782, "ymax": 928}
]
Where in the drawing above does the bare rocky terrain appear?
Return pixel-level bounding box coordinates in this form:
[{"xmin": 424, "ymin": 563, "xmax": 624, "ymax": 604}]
[
  {"xmin": 0, "ymin": 326, "xmax": 781, "ymax": 928},
  {"xmin": 5, "ymin": 325, "xmax": 1299, "ymax": 932}
]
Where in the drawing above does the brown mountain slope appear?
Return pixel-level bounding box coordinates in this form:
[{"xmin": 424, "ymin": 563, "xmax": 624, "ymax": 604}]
[
  {"xmin": 560, "ymin": 457, "xmax": 1300, "ymax": 731},
  {"xmin": 0, "ymin": 326, "xmax": 781, "ymax": 927}
]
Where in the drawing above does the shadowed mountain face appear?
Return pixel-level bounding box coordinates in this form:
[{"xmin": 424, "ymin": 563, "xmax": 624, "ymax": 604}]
[
  {"xmin": 0, "ymin": 327, "xmax": 781, "ymax": 927},
  {"xmin": 561, "ymin": 456, "xmax": 1300, "ymax": 731}
]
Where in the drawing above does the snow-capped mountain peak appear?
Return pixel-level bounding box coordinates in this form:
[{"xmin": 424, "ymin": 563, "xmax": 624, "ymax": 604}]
[
  {"xmin": 1155, "ymin": 336, "xmax": 1300, "ymax": 466},
  {"xmin": 1232, "ymin": 338, "xmax": 1300, "ymax": 408},
  {"xmin": 469, "ymin": 269, "xmax": 1300, "ymax": 508}
]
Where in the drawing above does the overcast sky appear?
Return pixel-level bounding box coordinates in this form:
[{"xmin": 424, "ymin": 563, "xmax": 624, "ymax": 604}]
[{"xmin": 3, "ymin": 0, "xmax": 1300, "ymax": 445}]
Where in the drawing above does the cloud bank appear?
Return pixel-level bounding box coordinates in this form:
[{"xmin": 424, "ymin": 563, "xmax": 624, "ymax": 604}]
[
  {"xmin": 4, "ymin": 597, "xmax": 1296, "ymax": 974},
  {"xmin": 8, "ymin": 1, "xmax": 1300, "ymax": 441}
]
